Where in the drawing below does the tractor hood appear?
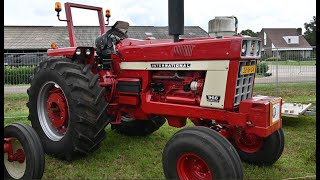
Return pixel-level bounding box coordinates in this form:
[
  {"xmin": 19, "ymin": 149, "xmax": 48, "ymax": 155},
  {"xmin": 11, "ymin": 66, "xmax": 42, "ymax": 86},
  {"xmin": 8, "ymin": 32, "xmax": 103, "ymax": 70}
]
[{"xmin": 116, "ymin": 36, "xmax": 244, "ymax": 61}]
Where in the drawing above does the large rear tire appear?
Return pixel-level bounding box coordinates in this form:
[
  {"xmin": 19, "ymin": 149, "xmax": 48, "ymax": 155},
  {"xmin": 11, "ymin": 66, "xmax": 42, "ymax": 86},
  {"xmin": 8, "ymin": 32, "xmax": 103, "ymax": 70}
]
[
  {"xmin": 4, "ymin": 123, "xmax": 45, "ymax": 180},
  {"xmin": 231, "ymin": 128, "xmax": 285, "ymax": 166},
  {"xmin": 27, "ymin": 59, "xmax": 110, "ymax": 160},
  {"xmin": 163, "ymin": 126, "xmax": 243, "ymax": 180},
  {"xmin": 111, "ymin": 115, "xmax": 166, "ymax": 136}
]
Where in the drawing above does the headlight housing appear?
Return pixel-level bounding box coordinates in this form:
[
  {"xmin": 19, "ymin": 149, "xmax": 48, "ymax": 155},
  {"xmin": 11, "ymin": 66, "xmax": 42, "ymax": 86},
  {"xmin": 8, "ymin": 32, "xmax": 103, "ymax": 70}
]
[
  {"xmin": 76, "ymin": 48, "xmax": 81, "ymax": 55},
  {"xmin": 85, "ymin": 48, "xmax": 91, "ymax": 56},
  {"xmin": 256, "ymin": 42, "xmax": 260, "ymax": 56},
  {"xmin": 241, "ymin": 38, "xmax": 261, "ymax": 58},
  {"xmin": 241, "ymin": 41, "xmax": 247, "ymax": 56}
]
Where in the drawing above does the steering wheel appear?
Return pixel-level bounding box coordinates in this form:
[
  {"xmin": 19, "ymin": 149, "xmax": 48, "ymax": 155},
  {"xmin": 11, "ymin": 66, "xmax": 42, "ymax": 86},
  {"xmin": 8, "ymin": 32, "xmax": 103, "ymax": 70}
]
[
  {"xmin": 95, "ymin": 26, "xmax": 128, "ymax": 59},
  {"xmin": 105, "ymin": 28, "xmax": 128, "ymax": 49}
]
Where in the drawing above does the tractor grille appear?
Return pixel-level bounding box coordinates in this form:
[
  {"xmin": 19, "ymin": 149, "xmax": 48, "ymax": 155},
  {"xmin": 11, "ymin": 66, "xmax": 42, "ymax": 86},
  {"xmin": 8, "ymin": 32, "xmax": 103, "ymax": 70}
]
[
  {"xmin": 173, "ymin": 45, "xmax": 194, "ymax": 56},
  {"xmin": 234, "ymin": 60, "xmax": 256, "ymax": 106}
]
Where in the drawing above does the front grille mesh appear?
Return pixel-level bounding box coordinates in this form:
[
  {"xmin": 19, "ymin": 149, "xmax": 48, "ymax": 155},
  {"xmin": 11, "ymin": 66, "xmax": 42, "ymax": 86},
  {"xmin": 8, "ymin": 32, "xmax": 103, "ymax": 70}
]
[{"xmin": 234, "ymin": 60, "xmax": 256, "ymax": 106}]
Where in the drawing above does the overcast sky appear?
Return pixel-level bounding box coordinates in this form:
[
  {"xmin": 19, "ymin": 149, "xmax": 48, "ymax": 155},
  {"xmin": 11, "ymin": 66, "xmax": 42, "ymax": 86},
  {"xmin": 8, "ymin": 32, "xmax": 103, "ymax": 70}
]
[{"xmin": 4, "ymin": 0, "xmax": 316, "ymax": 34}]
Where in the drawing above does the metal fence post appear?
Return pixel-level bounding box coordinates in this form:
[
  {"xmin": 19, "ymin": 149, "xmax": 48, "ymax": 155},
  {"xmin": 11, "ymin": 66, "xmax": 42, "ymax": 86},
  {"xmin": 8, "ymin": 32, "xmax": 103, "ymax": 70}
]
[{"xmin": 276, "ymin": 48, "xmax": 279, "ymax": 96}]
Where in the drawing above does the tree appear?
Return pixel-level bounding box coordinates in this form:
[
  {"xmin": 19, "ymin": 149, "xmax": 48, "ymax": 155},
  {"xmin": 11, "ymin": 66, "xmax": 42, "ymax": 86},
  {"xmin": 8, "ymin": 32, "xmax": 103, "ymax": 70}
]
[
  {"xmin": 304, "ymin": 16, "xmax": 316, "ymax": 46},
  {"xmin": 240, "ymin": 29, "xmax": 259, "ymax": 37}
]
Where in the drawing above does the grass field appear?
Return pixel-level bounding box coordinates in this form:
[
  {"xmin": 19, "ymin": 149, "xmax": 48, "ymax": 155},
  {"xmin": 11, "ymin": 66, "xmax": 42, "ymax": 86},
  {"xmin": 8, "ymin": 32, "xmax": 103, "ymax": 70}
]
[
  {"xmin": 4, "ymin": 83, "xmax": 316, "ymax": 180},
  {"xmin": 254, "ymin": 82, "xmax": 316, "ymax": 106}
]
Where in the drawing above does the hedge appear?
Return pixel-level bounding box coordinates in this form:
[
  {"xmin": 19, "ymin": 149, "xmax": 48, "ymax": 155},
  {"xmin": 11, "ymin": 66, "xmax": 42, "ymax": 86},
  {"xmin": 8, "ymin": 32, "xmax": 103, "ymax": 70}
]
[
  {"xmin": 4, "ymin": 66, "xmax": 35, "ymax": 85},
  {"xmin": 4, "ymin": 64, "xmax": 271, "ymax": 85},
  {"xmin": 280, "ymin": 51, "xmax": 302, "ymax": 60},
  {"xmin": 5, "ymin": 64, "xmax": 270, "ymax": 85},
  {"xmin": 256, "ymin": 63, "xmax": 269, "ymax": 74}
]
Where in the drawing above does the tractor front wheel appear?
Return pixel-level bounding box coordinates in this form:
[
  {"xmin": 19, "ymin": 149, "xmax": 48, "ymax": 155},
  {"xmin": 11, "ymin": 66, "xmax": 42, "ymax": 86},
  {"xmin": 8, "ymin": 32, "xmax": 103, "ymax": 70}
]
[
  {"xmin": 4, "ymin": 123, "xmax": 45, "ymax": 180},
  {"xmin": 231, "ymin": 128, "xmax": 285, "ymax": 166},
  {"xmin": 111, "ymin": 115, "xmax": 166, "ymax": 136},
  {"xmin": 27, "ymin": 59, "xmax": 110, "ymax": 160},
  {"xmin": 163, "ymin": 126, "xmax": 243, "ymax": 180}
]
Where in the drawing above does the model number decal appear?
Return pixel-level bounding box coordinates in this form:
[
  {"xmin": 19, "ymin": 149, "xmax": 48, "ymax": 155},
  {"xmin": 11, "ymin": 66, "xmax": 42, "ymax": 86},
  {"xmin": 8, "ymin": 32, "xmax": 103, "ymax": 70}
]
[
  {"xmin": 151, "ymin": 63, "xmax": 191, "ymax": 68},
  {"xmin": 206, "ymin": 95, "xmax": 220, "ymax": 103}
]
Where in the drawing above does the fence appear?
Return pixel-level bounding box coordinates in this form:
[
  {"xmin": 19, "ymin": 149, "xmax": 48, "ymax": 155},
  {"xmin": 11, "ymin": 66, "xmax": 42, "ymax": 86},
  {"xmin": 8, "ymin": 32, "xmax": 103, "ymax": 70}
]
[
  {"xmin": 4, "ymin": 52, "xmax": 47, "ymax": 93},
  {"xmin": 4, "ymin": 47, "xmax": 317, "ymax": 118},
  {"xmin": 256, "ymin": 46, "xmax": 316, "ymax": 84},
  {"xmin": 4, "ymin": 48, "xmax": 317, "ymax": 85}
]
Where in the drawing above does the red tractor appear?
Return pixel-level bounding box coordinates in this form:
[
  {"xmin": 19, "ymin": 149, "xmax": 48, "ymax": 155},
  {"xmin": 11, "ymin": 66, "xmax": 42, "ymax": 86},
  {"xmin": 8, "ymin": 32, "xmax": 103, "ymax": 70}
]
[{"xmin": 27, "ymin": 1, "xmax": 284, "ymax": 179}]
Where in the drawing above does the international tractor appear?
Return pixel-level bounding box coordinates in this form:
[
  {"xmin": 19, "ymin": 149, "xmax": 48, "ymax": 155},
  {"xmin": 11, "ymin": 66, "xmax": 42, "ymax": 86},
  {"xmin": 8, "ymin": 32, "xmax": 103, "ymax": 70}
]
[{"xmin": 27, "ymin": 0, "xmax": 285, "ymax": 179}]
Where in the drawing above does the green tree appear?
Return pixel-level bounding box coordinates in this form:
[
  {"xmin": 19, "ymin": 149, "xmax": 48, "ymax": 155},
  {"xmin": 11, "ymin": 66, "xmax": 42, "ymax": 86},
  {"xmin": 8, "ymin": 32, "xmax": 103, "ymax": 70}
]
[
  {"xmin": 240, "ymin": 29, "xmax": 259, "ymax": 37},
  {"xmin": 304, "ymin": 16, "xmax": 316, "ymax": 46}
]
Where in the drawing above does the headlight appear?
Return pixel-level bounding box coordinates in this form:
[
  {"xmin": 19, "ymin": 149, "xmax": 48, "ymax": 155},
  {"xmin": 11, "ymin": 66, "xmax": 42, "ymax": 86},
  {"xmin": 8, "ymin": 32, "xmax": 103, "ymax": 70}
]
[
  {"xmin": 241, "ymin": 39, "xmax": 262, "ymax": 57},
  {"xmin": 76, "ymin": 48, "xmax": 81, "ymax": 55},
  {"xmin": 85, "ymin": 49, "xmax": 91, "ymax": 56},
  {"xmin": 256, "ymin": 43, "xmax": 260, "ymax": 55},
  {"xmin": 241, "ymin": 41, "xmax": 247, "ymax": 56}
]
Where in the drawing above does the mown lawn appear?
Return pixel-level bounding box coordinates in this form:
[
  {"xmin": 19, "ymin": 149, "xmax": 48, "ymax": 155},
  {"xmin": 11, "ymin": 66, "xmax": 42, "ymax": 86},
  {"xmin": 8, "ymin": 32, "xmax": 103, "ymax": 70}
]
[
  {"xmin": 254, "ymin": 82, "xmax": 316, "ymax": 106},
  {"xmin": 4, "ymin": 83, "xmax": 316, "ymax": 180}
]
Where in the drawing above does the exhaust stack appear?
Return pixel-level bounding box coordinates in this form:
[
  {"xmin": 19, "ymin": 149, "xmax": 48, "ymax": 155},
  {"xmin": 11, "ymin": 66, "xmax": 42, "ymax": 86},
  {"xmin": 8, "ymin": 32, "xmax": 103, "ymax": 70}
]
[{"xmin": 168, "ymin": 0, "xmax": 184, "ymax": 42}]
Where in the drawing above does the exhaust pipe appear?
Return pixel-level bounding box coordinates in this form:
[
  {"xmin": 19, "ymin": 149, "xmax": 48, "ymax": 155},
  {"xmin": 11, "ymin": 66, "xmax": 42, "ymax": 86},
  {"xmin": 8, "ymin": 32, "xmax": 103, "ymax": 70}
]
[{"xmin": 168, "ymin": 0, "xmax": 184, "ymax": 42}]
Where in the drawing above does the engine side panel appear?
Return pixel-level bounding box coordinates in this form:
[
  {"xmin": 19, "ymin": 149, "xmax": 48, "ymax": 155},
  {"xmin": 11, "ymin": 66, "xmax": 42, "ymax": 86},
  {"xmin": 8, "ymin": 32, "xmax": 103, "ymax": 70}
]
[
  {"xmin": 119, "ymin": 60, "xmax": 230, "ymax": 109},
  {"xmin": 200, "ymin": 70, "xmax": 229, "ymax": 108}
]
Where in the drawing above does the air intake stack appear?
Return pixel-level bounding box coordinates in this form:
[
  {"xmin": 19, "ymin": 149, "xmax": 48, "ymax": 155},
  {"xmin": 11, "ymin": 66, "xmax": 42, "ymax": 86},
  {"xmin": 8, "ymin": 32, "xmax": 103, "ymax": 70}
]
[
  {"xmin": 168, "ymin": 0, "xmax": 184, "ymax": 42},
  {"xmin": 208, "ymin": 16, "xmax": 238, "ymax": 37}
]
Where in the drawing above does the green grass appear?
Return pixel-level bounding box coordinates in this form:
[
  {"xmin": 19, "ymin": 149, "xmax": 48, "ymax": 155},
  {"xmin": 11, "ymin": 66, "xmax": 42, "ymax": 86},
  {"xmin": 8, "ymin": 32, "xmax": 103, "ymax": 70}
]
[
  {"xmin": 4, "ymin": 82, "xmax": 316, "ymax": 179},
  {"xmin": 255, "ymin": 74, "xmax": 265, "ymax": 78},
  {"xmin": 263, "ymin": 61, "xmax": 316, "ymax": 66},
  {"xmin": 4, "ymin": 93, "xmax": 29, "ymax": 118},
  {"xmin": 254, "ymin": 82, "xmax": 316, "ymax": 106}
]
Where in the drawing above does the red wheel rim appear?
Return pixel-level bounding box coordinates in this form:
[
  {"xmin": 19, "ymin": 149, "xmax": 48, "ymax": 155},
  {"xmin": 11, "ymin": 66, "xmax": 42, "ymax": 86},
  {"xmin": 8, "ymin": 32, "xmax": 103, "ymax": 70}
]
[
  {"xmin": 15, "ymin": 149, "xmax": 26, "ymax": 163},
  {"xmin": 235, "ymin": 131, "xmax": 263, "ymax": 153},
  {"xmin": 4, "ymin": 138, "xmax": 27, "ymax": 179},
  {"xmin": 177, "ymin": 153, "xmax": 212, "ymax": 180},
  {"xmin": 47, "ymin": 87, "xmax": 69, "ymax": 134}
]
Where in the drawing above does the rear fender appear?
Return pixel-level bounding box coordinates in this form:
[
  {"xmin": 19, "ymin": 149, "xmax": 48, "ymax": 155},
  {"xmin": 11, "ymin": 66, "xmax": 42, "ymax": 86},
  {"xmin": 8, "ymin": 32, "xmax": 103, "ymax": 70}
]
[{"xmin": 47, "ymin": 46, "xmax": 96, "ymax": 64}]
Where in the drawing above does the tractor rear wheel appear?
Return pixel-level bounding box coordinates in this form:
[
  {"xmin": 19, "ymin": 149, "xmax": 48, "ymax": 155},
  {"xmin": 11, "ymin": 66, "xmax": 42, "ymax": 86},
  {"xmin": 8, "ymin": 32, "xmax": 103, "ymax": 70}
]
[
  {"xmin": 231, "ymin": 128, "xmax": 285, "ymax": 166},
  {"xmin": 163, "ymin": 126, "xmax": 243, "ymax": 180},
  {"xmin": 27, "ymin": 59, "xmax": 110, "ymax": 160},
  {"xmin": 111, "ymin": 115, "xmax": 166, "ymax": 136}
]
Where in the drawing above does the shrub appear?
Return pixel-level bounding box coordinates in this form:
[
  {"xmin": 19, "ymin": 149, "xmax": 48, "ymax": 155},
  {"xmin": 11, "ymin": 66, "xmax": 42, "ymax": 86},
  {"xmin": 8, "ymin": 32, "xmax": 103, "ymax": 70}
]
[
  {"xmin": 4, "ymin": 66, "xmax": 35, "ymax": 85},
  {"xmin": 280, "ymin": 51, "xmax": 302, "ymax": 60},
  {"xmin": 256, "ymin": 63, "xmax": 269, "ymax": 74},
  {"xmin": 304, "ymin": 54, "xmax": 316, "ymax": 61}
]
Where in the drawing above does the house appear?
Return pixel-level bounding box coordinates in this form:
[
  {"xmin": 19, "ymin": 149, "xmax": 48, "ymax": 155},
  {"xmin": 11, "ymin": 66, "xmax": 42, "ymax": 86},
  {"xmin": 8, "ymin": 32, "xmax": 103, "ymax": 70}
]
[
  {"xmin": 4, "ymin": 25, "xmax": 209, "ymax": 66},
  {"xmin": 258, "ymin": 28, "xmax": 313, "ymax": 59},
  {"xmin": 4, "ymin": 26, "xmax": 208, "ymax": 53}
]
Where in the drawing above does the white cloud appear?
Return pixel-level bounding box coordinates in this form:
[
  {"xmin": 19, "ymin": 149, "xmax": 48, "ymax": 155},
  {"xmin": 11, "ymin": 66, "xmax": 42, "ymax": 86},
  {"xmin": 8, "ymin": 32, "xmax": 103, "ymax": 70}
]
[{"xmin": 4, "ymin": 0, "xmax": 316, "ymax": 34}]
